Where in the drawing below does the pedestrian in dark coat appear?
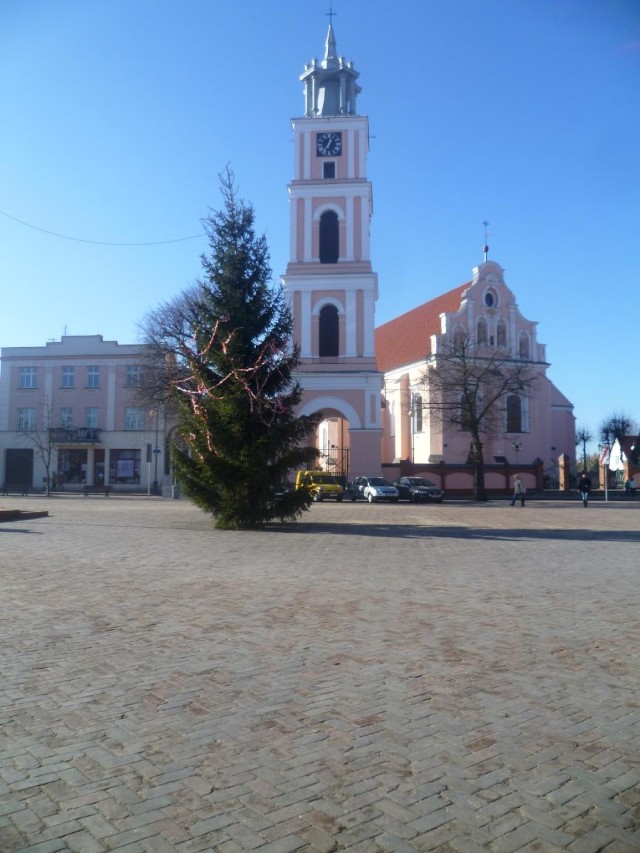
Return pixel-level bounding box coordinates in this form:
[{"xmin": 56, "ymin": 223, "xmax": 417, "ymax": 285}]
[{"xmin": 578, "ymin": 472, "xmax": 592, "ymax": 507}]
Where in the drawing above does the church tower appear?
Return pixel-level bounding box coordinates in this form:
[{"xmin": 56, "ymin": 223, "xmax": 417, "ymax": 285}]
[{"xmin": 281, "ymin": 23, "xmax": 383, "ymax": 478}]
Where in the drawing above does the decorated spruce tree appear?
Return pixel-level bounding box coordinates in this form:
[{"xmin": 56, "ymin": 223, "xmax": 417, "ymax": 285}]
[{"xmin": 142, "ymin": 171, "xmax": 318, "ymax": 528}]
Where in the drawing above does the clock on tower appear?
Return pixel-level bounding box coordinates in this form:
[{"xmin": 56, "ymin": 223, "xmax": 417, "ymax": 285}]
[{"xmin": 316, "ymin": 132, "xmax": 342, "ymax": 157}]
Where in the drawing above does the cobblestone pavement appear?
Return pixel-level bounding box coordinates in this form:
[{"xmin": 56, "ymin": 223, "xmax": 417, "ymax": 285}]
[{"xmin": 1, "ymin": 495, "xmax": 639, "ymax": 853}]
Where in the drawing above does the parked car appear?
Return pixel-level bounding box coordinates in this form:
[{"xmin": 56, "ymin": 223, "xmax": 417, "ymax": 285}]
[
  {"xmin": 392, "ymin": 476, "xmax": 444, "ymax": 503},
  {"xmin": 294, "ymin": 470, "xmax": 344, "ymax": 501},
  {"xmin": 348, "ymin": 476, "xmax": 399, "ymax": 503}
]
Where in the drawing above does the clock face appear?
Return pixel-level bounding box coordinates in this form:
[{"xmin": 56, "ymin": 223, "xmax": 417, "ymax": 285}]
[{"xmin": 316, "ymin": 131, "xmax": 342, "ymax": 157}]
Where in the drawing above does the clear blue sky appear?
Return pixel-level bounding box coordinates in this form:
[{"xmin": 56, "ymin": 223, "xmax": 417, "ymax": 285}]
[{"xmin": 1, "ymin": 0, "xmax": 638, "ymax": 448}]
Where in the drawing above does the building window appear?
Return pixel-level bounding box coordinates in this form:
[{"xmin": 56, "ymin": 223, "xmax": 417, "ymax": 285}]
[
  {"xmin": 110, "ymin": 449, "xmax": 141, "ymax": 484},
  {"xmin": 18, "ymin": 407, "xmax": 36, "ymax": 430},
  {"xmin": 125, "ymin": 365, "xmax": 141, "ymax": 386},
  {"xmin": 319, "ymin": 210, "xmax": 339, "ymax": 263},
  {"xmin": 413, "ymin": 394, "xmax": 423, "ymax": 433},
  {"xmin": 58, "ymin": 449, "xmax": 88, "ymax": 485},
  {"xmin": 85, "ymin": 407, "xmax": 98, "ymax": 429},
  {"xmin": 59, "ymin": 407, "xmax": 73, "ymax": 429},
  {"xmin": 61, "ymin": 366, "xmax": 75, "ymax": 388},
  {"xmin": 323, "ymin": 161, "xmax": 336, "ymax": 179},
  {"xmin": 497, "ymin": 320, "xmax": 507, "ymax": 348},
  {"xmin": 459, "ymin": 393, "xmax": 477, "ymax": 432},
  {"xmin": 86, "ymin": 366, "xmax": 100, "ymax": 388},
  {"xmin": 484, "ymin": 289, "xmax": 498, "ymax": 308},
  {"xmin": 453, "ymin": 327, "xmax": 466, "ymax": 352},
  {"xmin": 518, "ymin": 332, "xmax": 530, "ymax": 360},
  {"xmin": 477, "ymin": 318, "xmax": 488, "ymax": 345},
  {"xmin": 319, "ymin": 304, "xmax": 339, "ymax": 357},
  {"xmin": 19, "ymin": 367, "xmax": 37, "ymax": 389},
  {"xmin": 124, "ymin": 407, "xmax": 145, "ymax": 430},
  {"xmin": 506, "ymin": 395, "xmax": 523, "ymax": 432}
]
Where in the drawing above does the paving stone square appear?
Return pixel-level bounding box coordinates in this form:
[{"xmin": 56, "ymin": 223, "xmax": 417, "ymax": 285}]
[{"xmin": 1, "ymin": 495, "xmax": 639, "ymax": 851}]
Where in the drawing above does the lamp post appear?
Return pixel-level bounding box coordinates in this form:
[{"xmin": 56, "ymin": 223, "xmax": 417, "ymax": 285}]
[
  {"xmin": 512, "ymin": 440, "xmax": 522, "ymax": 464},
  {"xmin": 150, "ymin": 409, "xmax": 160, "ymax": 495}
]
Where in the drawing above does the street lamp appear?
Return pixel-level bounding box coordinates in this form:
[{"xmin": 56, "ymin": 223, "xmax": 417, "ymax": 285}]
[
  {"xmin": 150, "ymin": 409, "xmax": 160, "ymax": 495},
  {"xmin": 512, "ymin": 440, "xmax": 522, "ymax": 464}
]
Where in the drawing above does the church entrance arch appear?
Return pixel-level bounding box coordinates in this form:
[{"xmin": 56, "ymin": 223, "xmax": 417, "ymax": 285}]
[{"xmin": 298, "ymin": 397, "xmax": 360, "ymax": 481}]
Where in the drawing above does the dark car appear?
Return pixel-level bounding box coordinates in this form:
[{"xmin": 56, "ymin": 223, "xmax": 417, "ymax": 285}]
[
  {"xmin": 348, "ymin": 475, "xmax": 399, "ymax": 503},
  {"xmin": 392, "ymin": 476, "xmax": 444, "ymax": 503}
]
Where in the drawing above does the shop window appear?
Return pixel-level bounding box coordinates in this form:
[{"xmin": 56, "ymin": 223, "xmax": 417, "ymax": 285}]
[
  {"xmin": 57, "ymin": 449, "xmax": 88, "ymax": 484},
  {"xmin": 110, "ymin": 449, "xmax": 141, "ymax": 484}
]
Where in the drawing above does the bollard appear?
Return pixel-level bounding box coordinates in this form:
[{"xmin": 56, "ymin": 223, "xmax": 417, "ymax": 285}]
[{"xmin": 171, "ymin": 483, "xmax": 180, "ymax": 500}]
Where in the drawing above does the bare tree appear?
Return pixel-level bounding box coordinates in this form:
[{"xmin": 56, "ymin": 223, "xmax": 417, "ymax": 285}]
[
  {"xmin": 137, "ymin": 287, "xmax": 201, "ymax": 410},
  {"xmin": 599, "ymin": 412, "xmax": 636, "ymax": 448},
  {"xmin": 575, "ymin": 425, "xmax": 592, "ymax": 472},
  {"xmin": 419, "ymin": 336, "xmax": 536, "ymax": 501},
  {"xmin": 19, "ymin": 398, "xmax": 56, "ymax": 495}
]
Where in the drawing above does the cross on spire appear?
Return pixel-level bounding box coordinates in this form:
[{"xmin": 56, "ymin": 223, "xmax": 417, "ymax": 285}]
[
  {"xmin": 326, "ymin": 4, "xmax": 337, "ymax": 26},
  {"xmin": 482, "ymin": 220, "xmax": 490, "ymax": 261}
]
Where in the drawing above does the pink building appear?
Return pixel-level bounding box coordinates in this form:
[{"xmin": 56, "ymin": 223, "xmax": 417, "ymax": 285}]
[
  {"xmin": 284, "ymin": 25, "xmax": 574, "ymax": 484},
  {"xmin": 376, "ymin": 260, "xmax": 575, "ymax": 483},
  {"xmin": 0, "ymin": 336, "xmax": 166, "ymax": 493},
  {"xmin": 282, "ymin": 23, "xmax": 384, "ymax": 479}
]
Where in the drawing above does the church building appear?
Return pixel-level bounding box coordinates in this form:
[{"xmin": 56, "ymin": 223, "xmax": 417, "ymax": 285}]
[
  {"xmin": 285, "ymin": 24, "xmax": 575, "ymax": 480},
  {"xmin": 376, "ymin": 261, "xmax": 575, "ymax": 473}
]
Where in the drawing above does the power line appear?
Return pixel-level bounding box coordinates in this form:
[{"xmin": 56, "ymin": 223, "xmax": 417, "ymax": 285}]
[{"xmin": 0, "ymin": 208, "xmax": 204, "ymax": 246}]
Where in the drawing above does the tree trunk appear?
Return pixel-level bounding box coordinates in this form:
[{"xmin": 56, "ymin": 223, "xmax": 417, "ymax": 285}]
[{"xmin": 470, "ymin": 434, "xmax": 488, "ymax": 501}]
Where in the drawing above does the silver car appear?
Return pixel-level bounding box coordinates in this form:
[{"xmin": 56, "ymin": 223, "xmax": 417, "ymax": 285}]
[{"xmin": 349, "ymin": 476, "xmax": 400, "ymax": 503}]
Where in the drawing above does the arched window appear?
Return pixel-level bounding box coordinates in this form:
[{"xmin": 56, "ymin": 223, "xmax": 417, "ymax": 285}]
[
  {"xmin": 497, "ymin": 320, "xmax": 507, "ymax": 348},
  {"xmin": 319, "ymin": 211, "xmax": 339, "ymax": 263},
  {"xmin": 477, "ymin": 318, "xmax": 488, "ymax": 345},
  {"xmin": 506, "ymin": 395, "xmax": 522, "ymax": 433},
  {"xmin": 453, "ymin": 327, "xmax": 466, "ymax": 352},
  {"xmin": 413, "ymin": 394, "xmax": 423, "ymax": 433},
  {"xmin": 319, "ymin": 304, "xmax": 339, "ymax": 356},
  {"xmin": 459, "ymin": 393, "xmax": 474, "ymax": 432},
  {"xmin": 518, "ymin": 332, "xmax": 530, "ymax": 359}
]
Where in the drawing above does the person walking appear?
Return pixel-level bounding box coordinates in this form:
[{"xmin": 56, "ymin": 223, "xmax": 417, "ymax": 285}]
[
  {"xmin": 578, "ymin": 471, "xmax": 592, "ymax": 507},
  {"xmin": 510, "ymin": 475, "xmax": 526, "ymax": 507}
]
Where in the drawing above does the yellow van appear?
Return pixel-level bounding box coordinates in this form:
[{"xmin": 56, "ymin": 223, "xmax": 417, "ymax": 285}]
[{"xmin": 295, "ymin": 470, "xmax": 345, "ymax": 502}]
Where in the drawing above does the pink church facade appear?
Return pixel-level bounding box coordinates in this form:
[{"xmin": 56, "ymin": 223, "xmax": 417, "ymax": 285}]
[{"xmin": 376, "ymin": 261, "xmax": 575, "ymax": 482}]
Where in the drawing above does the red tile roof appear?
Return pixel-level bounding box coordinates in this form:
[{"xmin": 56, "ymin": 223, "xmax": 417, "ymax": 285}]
[{"xmin": 375, "ymin": 282, "xmax": 471, "ymax": 373}]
